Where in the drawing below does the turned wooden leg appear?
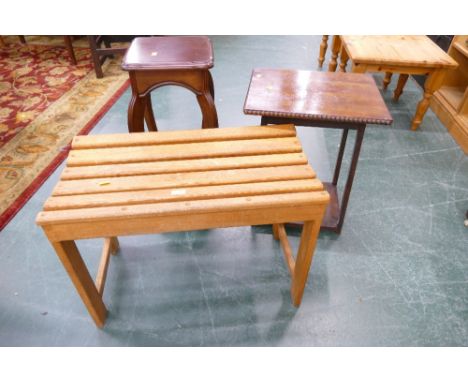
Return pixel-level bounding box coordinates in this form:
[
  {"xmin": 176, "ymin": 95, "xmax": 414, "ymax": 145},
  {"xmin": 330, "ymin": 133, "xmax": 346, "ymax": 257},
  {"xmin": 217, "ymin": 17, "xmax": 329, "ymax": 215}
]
[
  {"xmin": 127, "ymin": 93, "xmax": 146, "ymax": 133},
  {"xmin": 291, "ymin": 220, "xmax": 321, "ymax": 306},
  {"xmin": 411, "ymin": 69, "xmax": 446, "ymax": 131},
  {"xmin": 51, "ymin": 241, "xmax": 107, "ymax": 327},
  {"xmin": 196, "ymin": 90, "xmax": 219, "ymax": 128},
  {"xmin": 328, "ymin": 35, "xmax": 341, "ymax": 72},
  {"xmin": 110, "ymin": 236, "xmax": 120, "ymax": 254},
  {"xmin": 318, "ymin": 35, "xmax": 329, "ymax": 68},
  {"xmin": 339, "ymin": 46, "xmax": 349, "ymax": 72},
  {"xmin": 393, "ymin": 74, "xmax": 409, "ymax": 101},
  {"xmin": 144, "ymin": 93, "xmax": 158, "ymax": 132},
  {"xmin": 63, "ymin": 36, "xmax": 77, "ymax": 65},
  {"xmin": 383, "ymin": 72, "xmax": 392, "ymax": 91}
]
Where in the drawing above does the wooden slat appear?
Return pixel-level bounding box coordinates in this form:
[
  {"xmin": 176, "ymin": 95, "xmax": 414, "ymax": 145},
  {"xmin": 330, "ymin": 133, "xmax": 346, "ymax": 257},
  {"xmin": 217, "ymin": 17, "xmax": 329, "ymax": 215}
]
[
  {"xmin": 37, "ymin": 191, "xmax": 330, "ymax": 226},
  {"xmin": 72, "ymin": 124, "xmax": 296, "ymax": 149},
  {"xmin": 66, "ymin": 137, "xmax": 302, "ymax": 166},
  {"xmin": 52, "ymin": 165, "xmax": 315, "ymax": 196},
  {"xmin": 44, "ymin": 179, "xmax": 324, "ymax": 211},
  {"xmin": 60, "ymin": 153, "xmax": 308, "ymax": 180}
]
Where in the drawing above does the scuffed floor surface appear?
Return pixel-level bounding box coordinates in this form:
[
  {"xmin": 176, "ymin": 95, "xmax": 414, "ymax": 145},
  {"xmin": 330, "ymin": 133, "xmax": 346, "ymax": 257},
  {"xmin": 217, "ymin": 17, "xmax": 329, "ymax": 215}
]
[{"xmin": 0, "ymin": 36, "xmax": 467, "ymax": 346}]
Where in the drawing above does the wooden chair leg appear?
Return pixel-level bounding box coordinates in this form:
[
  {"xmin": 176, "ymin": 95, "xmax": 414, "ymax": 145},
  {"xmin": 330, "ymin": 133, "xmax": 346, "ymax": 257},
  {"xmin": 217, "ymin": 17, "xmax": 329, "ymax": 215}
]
[
  {"xmin": 393, "ymin": 74, "xmax": 409, "ymax": 101},
  {"xmin": 383, "ymin": 72, "xmax": 393, "ymax": 91},
  {"xmin": 87, "ymin": 35, "xmax": 104, "ymax": 79},
  {"xmin": 318, "ymin": 35, "xmax": 329, "ymax": 68},
  {"xmin": 18, "ymin": 35, "xmax": 26, "ymax": 44},
  {"xmin": 290, "ymin": 220, "xmax": 321, "ymax": 306},
  {"xmin": 51, "ymin": 241, "xmax": 107, "ymax": 327},
  {"xmin": 63, "ymin": 36, "xmax": 77, "ymax": 65}
]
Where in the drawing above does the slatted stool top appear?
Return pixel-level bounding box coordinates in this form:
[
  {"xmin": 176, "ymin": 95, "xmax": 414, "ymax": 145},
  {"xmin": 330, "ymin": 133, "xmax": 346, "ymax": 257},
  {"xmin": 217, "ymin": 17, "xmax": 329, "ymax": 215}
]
[{"xmin": 36, "ymin": 125, "xmax": 329, "ymax": 241}]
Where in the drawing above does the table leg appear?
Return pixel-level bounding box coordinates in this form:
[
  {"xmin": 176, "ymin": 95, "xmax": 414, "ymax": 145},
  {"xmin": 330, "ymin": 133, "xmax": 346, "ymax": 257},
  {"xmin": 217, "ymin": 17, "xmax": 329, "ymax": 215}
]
[
  {"xmin": 127, "ymin": 93, "xmax": 146, "ymax": 133},
  {"xmin": 393, "ymin": 74, "xmax": 409, "ymax": 101},
  {"xmin": 339, "ymin": 46, "xmax": 349, "ymax": 72},
  {"xmin": 332, "ymin": 128, "xmax": 349, "ymax": 185},
  {"xmin": 411, "ymin": 69, "xmax": 447, "ymax": 130},
  {"xmin": 383, "ymin": 72, "xmax": 392, "ymax": 91},
  {"xmin": 318, "ymin": 35, "xmax": 329, "ymax": 68},
  {"xmin": 291, "ymin": 220, "xmax": 321, "ymax": 306},
  {"xmin": 144, "ymin": 93, "xmax": 158, "ymax": 132},
  {"xmin": 335, "ymin": 127, "xmax": 365, "ymax": 233},
  {"xmin": 51, "ymin": 240, "xmax": 107, "ymax": 327},
  {"xmin": 328, "ymin": 35, "xmax": 341, "ymax": 72}
]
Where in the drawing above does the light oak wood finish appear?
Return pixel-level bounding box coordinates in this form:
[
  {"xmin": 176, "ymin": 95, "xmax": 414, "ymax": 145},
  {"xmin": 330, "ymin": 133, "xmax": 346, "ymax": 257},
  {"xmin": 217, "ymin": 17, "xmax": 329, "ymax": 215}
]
[
  {"xmin": 430, "ymin": 36, "xmax": 468, "ymax": 153},
  {"xmin": 36, "ymin": 124, "xmax": 329, "ymax": 326},
  {"xmin": 331, "ymin": 35, "xmax": 458, "ymax": 130}
]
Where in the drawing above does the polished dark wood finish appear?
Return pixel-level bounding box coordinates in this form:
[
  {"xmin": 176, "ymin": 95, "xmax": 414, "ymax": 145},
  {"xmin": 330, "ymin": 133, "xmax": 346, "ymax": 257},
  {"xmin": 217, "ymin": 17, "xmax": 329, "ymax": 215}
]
[
  {"xmin": 244, "ymin": 68, "xmax": 392, "ymax": 233},
  {"xmin": 122, "ymin": 37, "xmax": 218, "ymax": 132}
]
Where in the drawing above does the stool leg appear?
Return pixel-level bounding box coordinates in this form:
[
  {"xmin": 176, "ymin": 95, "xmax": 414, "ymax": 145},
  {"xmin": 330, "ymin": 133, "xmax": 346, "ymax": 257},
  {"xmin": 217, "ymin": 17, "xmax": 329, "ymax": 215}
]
[
  {"xmin": 291, "ymin": 220, "xmax": 321, "ymax": 306},
  {"xmin": 197, "ymin": 91, "xmax": 218, "ymax": 128},
  {"xmin": 128, "ymin": 93, "xmax": 145, "ymax": 133},
  {"xmin": 144, "ymin": 93, "xmax": 158, "ymax": 132},
  {"xmin": 208, "ymin": 71, "xmax": 215, "ymax": 99},
  {"xmin": 51, "ymin": 240, "xmax": 107, "ymax": 327}
]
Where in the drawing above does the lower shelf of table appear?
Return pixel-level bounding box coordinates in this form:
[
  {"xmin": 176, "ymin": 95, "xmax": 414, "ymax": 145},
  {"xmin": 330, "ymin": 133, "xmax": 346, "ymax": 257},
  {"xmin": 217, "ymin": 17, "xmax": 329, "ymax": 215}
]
[{"xmin": 285, "ymin": 182, "xmax": 342, "ymax": 233}]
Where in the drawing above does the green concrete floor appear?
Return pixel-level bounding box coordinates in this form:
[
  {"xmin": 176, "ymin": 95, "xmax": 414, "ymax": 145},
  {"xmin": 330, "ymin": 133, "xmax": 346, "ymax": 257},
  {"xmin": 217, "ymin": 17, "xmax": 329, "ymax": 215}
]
[{"xmin": 0, "ymin": 36, "xmax": 467, "ymax": 346}]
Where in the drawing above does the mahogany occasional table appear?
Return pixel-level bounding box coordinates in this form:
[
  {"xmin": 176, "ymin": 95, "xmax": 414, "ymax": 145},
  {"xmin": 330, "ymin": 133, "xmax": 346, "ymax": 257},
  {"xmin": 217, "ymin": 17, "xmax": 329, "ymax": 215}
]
[
  {"xmin": 122, "ymin": 36, "xmax": 219, "ymax": 133},
  {"xmin": 329, "ymin": 35, "xmax": 458, "ymax": 130},
  {"xmin": 36, "ymin": 125, "xmax": 329, "ymax": 327},
  {"xmin": 244, "ymin": 68, "xmax": 393, "ymax": 233}
]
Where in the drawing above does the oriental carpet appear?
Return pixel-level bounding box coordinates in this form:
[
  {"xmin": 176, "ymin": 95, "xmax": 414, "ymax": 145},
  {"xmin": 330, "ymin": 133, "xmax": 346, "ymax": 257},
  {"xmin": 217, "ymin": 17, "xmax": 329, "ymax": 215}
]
[{"xmin": 0, "ymin": 37, "xmax": 129, "ymax": 229}]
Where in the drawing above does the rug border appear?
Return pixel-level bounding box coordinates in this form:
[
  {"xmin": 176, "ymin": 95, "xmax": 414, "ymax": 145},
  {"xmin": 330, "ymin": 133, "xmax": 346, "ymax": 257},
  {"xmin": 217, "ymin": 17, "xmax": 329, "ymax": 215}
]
[{"xmin": 0, "ymin": 78, "xmax": 130, "ymax": 231}]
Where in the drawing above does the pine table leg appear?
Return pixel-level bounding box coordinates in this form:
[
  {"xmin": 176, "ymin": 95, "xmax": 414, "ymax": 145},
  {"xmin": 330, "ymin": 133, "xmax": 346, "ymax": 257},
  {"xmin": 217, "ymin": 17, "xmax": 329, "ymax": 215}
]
[
  {"xmin": 411, "ymin": 69, "xmax": 446, "ymax": 130},
  {"xmin": 393, "ymin": 74, "xmax": 409, "ymax": 101},
  {"xmin": 318, "ymin": 35, "xmax": 329, "ymax": 68},
  {"xmin": 51, "ymin": 240, "xmax": 107, "ymax": 327},
  {"xmin": 383, "ymin": 72, "xmax": 393, "ymax": 90},
  {"xmin": 328, "ymin": 36, "xmax": 341, "ymax": 72}
]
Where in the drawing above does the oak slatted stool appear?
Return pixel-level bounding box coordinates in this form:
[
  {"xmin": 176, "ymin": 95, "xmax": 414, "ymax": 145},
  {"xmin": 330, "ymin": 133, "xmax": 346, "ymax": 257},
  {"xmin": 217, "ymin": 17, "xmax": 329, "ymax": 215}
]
[
  {"xmin": 36, "ymin": 125, "xmax": 329, "ymax": 327},
  {"xmin": 122, "ymin": 36, "xmax": 219, "ymax": 133}
]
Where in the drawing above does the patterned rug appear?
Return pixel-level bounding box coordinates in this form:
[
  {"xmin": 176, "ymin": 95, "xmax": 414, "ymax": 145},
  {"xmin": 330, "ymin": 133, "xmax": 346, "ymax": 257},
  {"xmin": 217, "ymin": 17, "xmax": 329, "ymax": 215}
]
[{"xmin": 0, "ymin": 37, "xmax": 129, "ymax": 230}]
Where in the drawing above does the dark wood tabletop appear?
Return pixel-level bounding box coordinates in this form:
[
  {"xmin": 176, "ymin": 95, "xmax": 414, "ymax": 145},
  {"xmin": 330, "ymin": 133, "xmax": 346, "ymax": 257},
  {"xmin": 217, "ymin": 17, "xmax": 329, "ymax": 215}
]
[
  {"xmin": 122, "ymin": 36, "xmax": 214, "ymax": 71},
  {"xmin": 244, "ymin": 68, "xmax": 393, "ymax": 125}
]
